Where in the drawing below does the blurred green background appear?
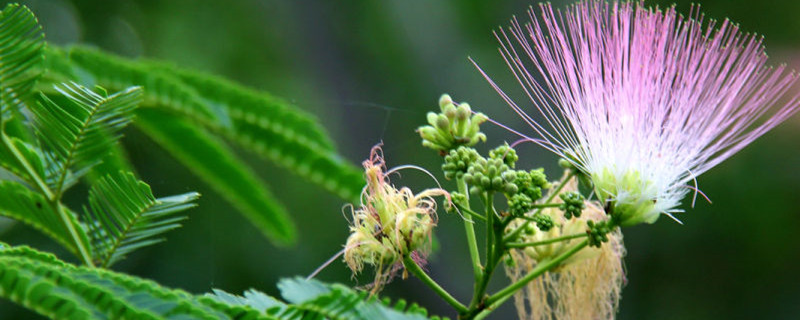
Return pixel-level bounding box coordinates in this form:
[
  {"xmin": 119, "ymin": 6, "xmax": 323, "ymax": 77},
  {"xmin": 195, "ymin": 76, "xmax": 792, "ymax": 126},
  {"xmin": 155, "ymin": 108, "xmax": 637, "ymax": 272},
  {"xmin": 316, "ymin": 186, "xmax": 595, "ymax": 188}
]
[{"xmin": 2, "ymin": 0, "xmax": 799, "ymax": 319}]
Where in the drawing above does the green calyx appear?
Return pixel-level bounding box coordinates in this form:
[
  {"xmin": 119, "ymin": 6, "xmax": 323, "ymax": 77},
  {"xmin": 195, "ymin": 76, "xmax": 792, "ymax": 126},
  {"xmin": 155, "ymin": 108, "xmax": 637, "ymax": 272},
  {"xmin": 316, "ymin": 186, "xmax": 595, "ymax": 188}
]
[
  {"xmin": 442, "ymin": 146, "xmax": 482, "ymax": 180},
  {"xmin": 559, "ymin": 192, "xmax": 585, "ymax": 219},
  {"xmin": 593, "ymin": 168, "xmax": 660, "ymax": 227},
  {"xmin": 418, "ymin": 94, "xmax": 488, "ymax": 153}
]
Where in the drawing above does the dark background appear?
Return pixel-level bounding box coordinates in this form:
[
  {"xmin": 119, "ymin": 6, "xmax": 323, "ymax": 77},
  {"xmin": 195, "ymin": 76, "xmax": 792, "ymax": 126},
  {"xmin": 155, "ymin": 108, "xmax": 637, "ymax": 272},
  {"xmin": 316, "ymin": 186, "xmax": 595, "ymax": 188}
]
[{"xmin": 2, "ymin": 0, "xmax": 799, "ymax": 319}]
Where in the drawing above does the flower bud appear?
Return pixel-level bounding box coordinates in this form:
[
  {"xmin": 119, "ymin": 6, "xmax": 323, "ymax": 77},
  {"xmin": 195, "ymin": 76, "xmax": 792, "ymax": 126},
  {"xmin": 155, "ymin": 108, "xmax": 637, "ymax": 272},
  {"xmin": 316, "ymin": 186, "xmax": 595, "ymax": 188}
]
[
  {"xmin": 418, "ymin": 95, "xmax": 488, "ymax": 152},
  {"xmin": 438, "ymin": 93, "xmax": 453, "ymax": 109}
]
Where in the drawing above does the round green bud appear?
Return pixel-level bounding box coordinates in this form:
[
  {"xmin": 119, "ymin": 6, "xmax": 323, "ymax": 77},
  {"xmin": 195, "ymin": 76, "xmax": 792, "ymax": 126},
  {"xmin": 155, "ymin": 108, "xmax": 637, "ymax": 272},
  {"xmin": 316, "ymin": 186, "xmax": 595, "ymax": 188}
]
[
  {"xmin": 435, "ymin": 114, "xmax": 450, "ymax": 131},
  {"xmin": 439, "ymin": 94, "xmax": 453, "ymax": 109},
  {"xmin": 456, "ymin": 105, "xmax": 470, "ymax": 121},
  {"xmin": 481, "ymin": 176, "xmax": 491, "ymax": 188},
  {"xmin": 443, "ymin": 103, "xmax": 457, "ymax": 119},
  {"xmin": 558, "ymin": 158, "xmax": 575, "ymax": 169},
  {"xmin": 492, "ymin": 176, "xmax": 504, "ymax": 189},
  {"xmin": 504, "ymin": 183, "xmax": 518, "ymax": 195},
  {"xmin": 470, "ymin": 186, "xmax": 481, "ymax": 196}
]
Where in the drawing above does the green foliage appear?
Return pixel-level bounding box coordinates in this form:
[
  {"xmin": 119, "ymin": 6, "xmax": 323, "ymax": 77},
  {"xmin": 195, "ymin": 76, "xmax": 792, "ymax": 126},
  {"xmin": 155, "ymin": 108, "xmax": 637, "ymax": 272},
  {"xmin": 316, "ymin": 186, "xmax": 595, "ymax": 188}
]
[
  {"xmin": 0, "ymin": 244, "xmax": 443, "ymax": 320},
  {"xmin": 85, "ymin": 171, "xmax": 199, "ymax": 268},
  {"xmin": 0, "ymin": 243, "xmax": 275, "ymax": 320},
  {"xmin": 40, "ymin": 45, "xmax": 366, "ymax": 244},
  {"xmin": 0, "ymin": 4, "xmax": 440, "ymax": 320},
  {"xmin": 0, "ymin": 4, "xmax": 198, "ymax": 266},
  {"xmin": 33, "ymin": 83, "xmax": 142, "ymax": 195},
  {"xmin": 0, "ymin": 3, "xmax": 43, "ymax": 122},
  {"xmin": 212, "ymin": 277, "xmax": 447, "ymax": 320},
  {"xmin": 0, "ymin": 181, "xmax": 75, "ymax": 252}
]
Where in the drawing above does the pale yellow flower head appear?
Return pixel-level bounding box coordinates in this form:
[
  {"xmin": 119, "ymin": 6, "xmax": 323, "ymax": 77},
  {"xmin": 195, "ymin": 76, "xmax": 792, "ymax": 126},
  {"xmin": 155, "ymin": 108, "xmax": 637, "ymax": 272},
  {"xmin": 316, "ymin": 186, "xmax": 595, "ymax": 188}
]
[{"xmin": 344, "ymin": 145, "xmax": 448, "ymax": 292}]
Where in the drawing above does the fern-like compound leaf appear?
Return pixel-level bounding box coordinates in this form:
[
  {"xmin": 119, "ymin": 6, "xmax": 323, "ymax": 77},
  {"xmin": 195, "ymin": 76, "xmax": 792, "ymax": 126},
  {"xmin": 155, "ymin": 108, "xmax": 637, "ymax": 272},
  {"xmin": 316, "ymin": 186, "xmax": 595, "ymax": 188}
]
[
  {"xmin": 275, "ymin": 277, "xmax": 446, "ymax": 320},
  {"xmin": 84, "ymin": 171, "xmax": 199, "ymax": 268},
  {"xmin": 0, "ymin": 3, "xmax": 43, "ymax": 124},
  {"xmin": 0, "ymin": 244, "xmax": 444, "ymax": 320},
  {"xmin": 0, "ymin": 243, "xmax": 279, "ymax": 320},
  {"xmin": 48, "ymin": 46, "xmax": 364, "ymax": 201},
  {"xmin": 31, "ymin": 83, "xmax": 142, "ymax": 196}
]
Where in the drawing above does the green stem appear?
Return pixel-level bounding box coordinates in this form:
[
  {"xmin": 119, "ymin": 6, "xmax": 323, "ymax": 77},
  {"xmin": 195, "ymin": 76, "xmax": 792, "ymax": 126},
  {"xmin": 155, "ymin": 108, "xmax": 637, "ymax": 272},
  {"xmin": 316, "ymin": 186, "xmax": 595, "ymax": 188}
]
[
  {"xmin": 402, "ymin": 255, "xmax": 467, "ymax": 313},
  {"xmin": 469, "ymin": 192, "xmax": 501, "ymax": 309},
  {"xmin": 2, "ymin": 135, "xmax": 53, "ymax": 199},
  {"xmin": 53, "ymin": 203, "xmax": 94, "ymax": 266},
  {"xmin": 458, "ymin": 178, "xmax": 483, "ymax": 281},
  {"xmin": 504, "ymin": 171, "xmax": 576, "ymax": 243},
  {"xmin": 474, "ymin": 239, "xmax": 590, "ymax": 320},
  {"xmin": 505, "ymin": 233, "xmax": 587, "ymax": 248},
  {"xmin": 530, "ymin": 203, "xmax": 561, "ymax": 209},
  {"xmin": 485, "ymin": 193, "xmax": 494, "ymax": 269},
  {"xmin": 456, "ymin": 203, "xmax": 486, "ymax": 222},
  {"xmin": 1, "ymin": 135, "xmax": 94, "ymax": 267}
]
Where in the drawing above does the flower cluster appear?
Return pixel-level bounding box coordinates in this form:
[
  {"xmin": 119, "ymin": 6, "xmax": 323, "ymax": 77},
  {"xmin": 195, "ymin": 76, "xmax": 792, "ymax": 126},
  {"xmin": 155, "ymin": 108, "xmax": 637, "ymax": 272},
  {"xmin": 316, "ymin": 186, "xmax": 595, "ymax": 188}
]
[
  {"xmin": 478, "ymin": 0, "xmax": 800, "ymax": 226},
  {"xmin": 418, "ymin": 94, "xmax": 488, "ymax": 153},
  {"xmin": 343, "ymin": 145, "xmax": 448, "ymax": 291}
]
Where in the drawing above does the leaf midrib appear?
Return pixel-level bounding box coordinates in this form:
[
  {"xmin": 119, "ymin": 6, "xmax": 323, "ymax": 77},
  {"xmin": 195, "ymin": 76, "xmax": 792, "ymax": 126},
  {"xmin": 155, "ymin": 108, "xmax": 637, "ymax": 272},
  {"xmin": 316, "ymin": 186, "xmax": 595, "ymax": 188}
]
[{"xmin": 52, "ymin": 94, "xmax": 107, "ymax": 198}]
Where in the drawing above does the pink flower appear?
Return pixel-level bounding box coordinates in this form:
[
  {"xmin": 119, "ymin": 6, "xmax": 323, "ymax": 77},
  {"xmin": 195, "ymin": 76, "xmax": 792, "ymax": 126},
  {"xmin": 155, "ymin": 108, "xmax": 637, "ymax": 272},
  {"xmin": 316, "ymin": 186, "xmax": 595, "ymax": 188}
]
[{"xmin": 476, "ymin": 1, "xmax": 799, "ymax": 225}]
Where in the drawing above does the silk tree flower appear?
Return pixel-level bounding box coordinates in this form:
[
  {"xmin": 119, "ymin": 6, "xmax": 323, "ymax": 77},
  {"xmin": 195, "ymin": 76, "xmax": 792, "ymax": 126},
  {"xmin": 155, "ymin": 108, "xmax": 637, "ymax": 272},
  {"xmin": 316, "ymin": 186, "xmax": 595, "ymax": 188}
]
[
  {"xmin": 476, "ymin": 1, "xmax": 800, "ymax": 226},
  {"xmin": 344, "ymin": 145, "xmax": 448, "ymax": 292}
]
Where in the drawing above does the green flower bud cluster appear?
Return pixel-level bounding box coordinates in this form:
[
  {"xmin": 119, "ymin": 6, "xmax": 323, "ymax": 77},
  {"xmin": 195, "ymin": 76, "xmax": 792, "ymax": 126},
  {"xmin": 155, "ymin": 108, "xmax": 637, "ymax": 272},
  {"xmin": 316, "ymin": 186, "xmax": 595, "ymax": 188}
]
[
  {"xmin": 445, "ymin": 192, "xmax": 467, "ymax": 213},
  {"xmin": 489, "ymin": 143, "xmax": 518, "ymax": 168},
  {"xmin": 463, "ymin": 157, "xmax": 515, "ymax": 194},
  {"xmin": 442, "ymin": 147, "xmax": 482, "ymax": 180},
  {"xmin": 586, "ymin": 220, "xmax": 614, "ymax": 248},
  {"xmin": 508, "ymin": 193, "xmax": 533, "ymax": 216},
  {"xmin": 559, "ymin": 192, "xmax": 585, "ymax": 219},
  {"xmin": 418, "ymin": 94, "xmax": 488, "ymax": 153},
  {"xmin": 507, "ymin": 168, "xmax": 550, "ymax": 201},
  {"xmin": 531, "ymin": 213, "xmax": 554, "ymax": 231}
]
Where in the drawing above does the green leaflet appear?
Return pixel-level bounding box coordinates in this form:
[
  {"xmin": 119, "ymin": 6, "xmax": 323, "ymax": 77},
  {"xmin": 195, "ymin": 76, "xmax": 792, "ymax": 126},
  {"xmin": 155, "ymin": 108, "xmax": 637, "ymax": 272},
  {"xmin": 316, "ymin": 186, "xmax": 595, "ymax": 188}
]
[
  {"xmin": 0, "ymin": 244, "xmax": 444, "ymax": 320},
  {"xmin": 85, "ymin": 171, "xmax": 199, "ymax": 268},
  {"xmin": 214, "ymin": 277, "xmax": 449, "ymax": 320},
  {"xmin": 0, "ymin": 181, "xmax": 76, "ymax": 254},
  {"xmin": 134, "ymin": 107, "xmax": 296, "ymax": 245},
  {"xmin": 46, "ymin": 46, "xmax": 364, "ymax": 202},
  {"xmin": 32, "ymin": 83, "xmax": 143, "ymax": 195},
  {"xmin": 0, "ymin": 244, "xmax": 277, "ymax": 320},
  {"xmin": 0, "ymin": 3, "xmax": 44, "ymax": 124}
]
